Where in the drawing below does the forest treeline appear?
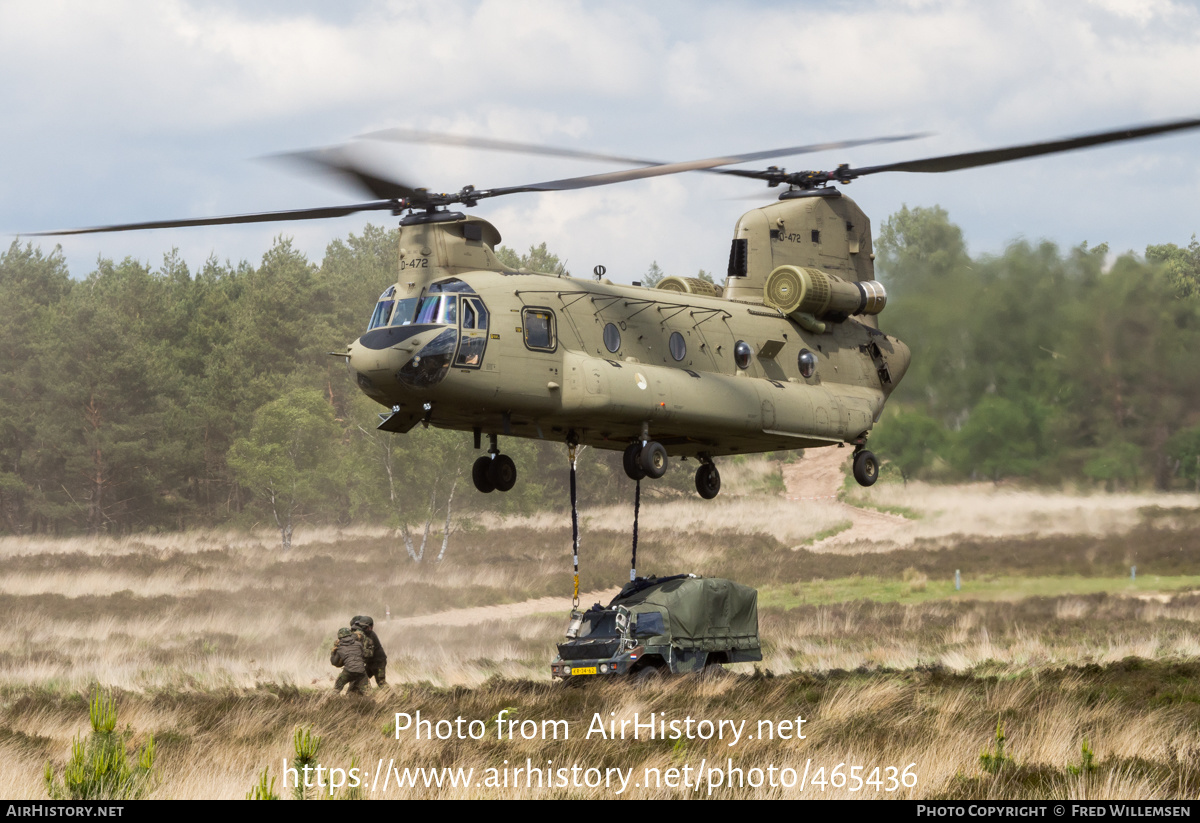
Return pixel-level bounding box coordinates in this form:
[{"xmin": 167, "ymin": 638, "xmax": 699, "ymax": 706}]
[
  {"xmin": 871, "ymin": 206, "xmax": 1200, "ymax": 489},
  {"xmin": 2, "ymin": 210, "xmax": 1199, "ymax": 537}
]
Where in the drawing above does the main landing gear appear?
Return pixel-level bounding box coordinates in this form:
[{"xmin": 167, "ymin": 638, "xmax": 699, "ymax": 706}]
[
  {"xmin": 623, "ymin": 439, "xmax": 722, "ymax": 499},
  {"xmin": 622, "ymin": 441, "xmax": 668, "ymax": 481},
  {"xmin": 852, "ymin": 447, "xmax": 879, "ymax": 487},
  {"xmin": 472, "ymin": 432, "xmax": 517, "ymax": 493}
]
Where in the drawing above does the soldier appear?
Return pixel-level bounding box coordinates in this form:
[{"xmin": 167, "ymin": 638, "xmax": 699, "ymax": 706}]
[
  {"xmin": 352, "ymin": 615, "xmax": 387, "ymax": 687},
  {"xmin": 330, "ymin": 627, "xmax": 373, "ymax": 694}
]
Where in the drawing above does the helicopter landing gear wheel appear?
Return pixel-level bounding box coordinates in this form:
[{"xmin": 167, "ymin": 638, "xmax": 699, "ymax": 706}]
[
  {"xmin": 852, "ymin": 449, "xmax": 879, "ymax": 487},
  {"xmin": 472, "ymin": 456, "xmax": 496, "ymax": 493},
  {"xmin": 488, "ymin": 454, "xmax": 517, "ymax": 492},
  {"xmin": 639, "ymin": 441, "xmax": 668, "ymax": 479},
  {"xmin": 695, "ymin": 463, "xmax": 721, "ymax": 499},
  {"xmin": 623, "ymin": 443, "xmax": 646, "ymax": 481}
]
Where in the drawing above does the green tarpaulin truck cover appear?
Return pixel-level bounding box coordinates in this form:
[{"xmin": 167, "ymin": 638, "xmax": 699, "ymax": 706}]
[{"xmin": 611, "ymin": 576, "xmax": 759, "ymax": 651}]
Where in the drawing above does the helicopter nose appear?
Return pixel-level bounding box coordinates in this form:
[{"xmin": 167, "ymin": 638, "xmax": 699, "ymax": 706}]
[{"xmin": 346, "ymin": 340, "xmax": 382, "ymax": 395}]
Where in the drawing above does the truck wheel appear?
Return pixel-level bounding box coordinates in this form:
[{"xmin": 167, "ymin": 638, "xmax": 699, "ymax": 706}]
[
  {"xmin": 623, "ymin": 443, "xmax": 646, "ymax": 480},
  {"xmin": 472, "ymin": 456, "xmax": 495, "ymax": 493},
  {"xmin": 633, "ymin": 664, "xmax": 665, "ymax": 683},
  {"xmin": 852, "ymin": 450, "xmax": 879, "ymax": 487}
]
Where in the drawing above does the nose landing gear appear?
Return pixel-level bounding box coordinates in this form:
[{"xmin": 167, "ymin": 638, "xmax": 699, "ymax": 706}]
[{"xmin": 472, "ymin": 432, "xmax": 518, "ymax": 493}]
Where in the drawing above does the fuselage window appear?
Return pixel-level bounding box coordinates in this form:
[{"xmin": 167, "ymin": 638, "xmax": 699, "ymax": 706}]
[
  {"xmin": 669, "ymin": 331, "xmax": 686, "ymax": 361},
  {"xmin": 603, "ymin": 323, "xmax": 621, "ymax": 353},
  {"xmin": 798, "ymin": 349, "xmax": 817, "ymax": 378},
  {"xmin": 734, "ymin": 340, "xmax": 753, "ymax": 370},
  {"xmin": 523, "ymin": 308, "xmax": 557, "ymax": 351}
]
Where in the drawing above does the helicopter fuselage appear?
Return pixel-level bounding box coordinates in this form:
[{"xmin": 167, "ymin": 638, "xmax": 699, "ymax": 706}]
[{"xmin": 345, "ymin": 202, "xmax": 910, "ymax": 462}]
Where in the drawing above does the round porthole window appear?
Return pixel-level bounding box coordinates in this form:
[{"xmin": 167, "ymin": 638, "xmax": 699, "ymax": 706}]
[
  {"xmin": 734, "ymin": 340, "xmax": 753, "ymax": 370},
  {"xmin": 603, "ymin": 323, "xmax": 621, "ymax": 353},
  {"xmin": 798, "ymin": 349, "xmax": 817, "ymax": 378},
  {"xmin": 669, "ymin": 331, "xmax": 686, "ymax": 361}
]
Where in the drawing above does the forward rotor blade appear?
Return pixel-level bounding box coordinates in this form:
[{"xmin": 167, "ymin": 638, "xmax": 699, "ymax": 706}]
[
  {"xmin": 481, "ymin": 134, "xmax": 928, "ymax": 197},
  {"xmin": 272, "ymin": 147, "xmax": 425, "ymax": 201},
  {"xmin": 31, "ymin": 202, "xmax": 397, "ymax": 236},
  {"xmin": 360, "ymin": 128, "xmax": 666, "ymax": 168},
  {"xmin": 853, "ymin": 117, "xmax": 1200, "ymax": 177}
]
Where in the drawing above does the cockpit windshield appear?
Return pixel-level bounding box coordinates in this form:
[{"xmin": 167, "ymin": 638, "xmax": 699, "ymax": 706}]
[
  {"xmin": 367, "ymin": 286, "xmax": 396, "ymax": 330},
  {"xmin": 390, "ymin": 297, "xmax": 420, "ymax": 326},
  {"xmin": 415, "ymin": 294, "xmax": 458, "ymax": 325}
]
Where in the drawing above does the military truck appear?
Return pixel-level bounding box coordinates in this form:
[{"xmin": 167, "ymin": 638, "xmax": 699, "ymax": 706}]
[{"xmin": 551, "ymin": 575, "xmax": 761, "ymax": 680}]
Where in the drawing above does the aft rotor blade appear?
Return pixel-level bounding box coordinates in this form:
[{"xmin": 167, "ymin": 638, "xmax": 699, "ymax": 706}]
[
  {"xmin": 481, "ymin": 134, "xmax": 928, "ymax": 197},
  {"xmin": 31, "ymin": 202, "xmax": 397, "ymax": 236},
  {"xmin": 852, "ymin": 117, "xmax": 1200, "ymax": 177}
]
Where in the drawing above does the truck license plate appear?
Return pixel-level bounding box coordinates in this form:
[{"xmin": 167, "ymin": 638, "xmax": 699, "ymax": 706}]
[{"xmin": 571, "ymin": 667, "xmax": 597, "ymax": 676}]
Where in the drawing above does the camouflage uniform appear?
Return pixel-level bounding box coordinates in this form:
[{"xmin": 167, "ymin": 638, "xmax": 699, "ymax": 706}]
[
  {"xmin": 353, "ymin": 615, "xmax": 387, "ymax": 687},
  {"xmin": 331, "ymin": 627, "xmax": 374, "ymax": 694}
]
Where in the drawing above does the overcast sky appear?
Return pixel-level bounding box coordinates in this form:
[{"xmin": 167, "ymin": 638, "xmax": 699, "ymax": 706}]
[{"xmin": 4, "ymin": 0, "xmax": 1200, "ymax": 288}]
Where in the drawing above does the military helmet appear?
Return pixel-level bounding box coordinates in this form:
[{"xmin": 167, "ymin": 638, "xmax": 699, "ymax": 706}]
[
  {"xmin": 337, "ymin": 627, "xmax": 352, "ymax": 639},
  {"xmin": 352, "ymin": 614, "xmax": 373, "ymax": 629}
]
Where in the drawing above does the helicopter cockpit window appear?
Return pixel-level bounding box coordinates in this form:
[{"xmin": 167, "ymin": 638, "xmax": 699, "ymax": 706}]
[
  {"xmin": 455, "ymin": 296, "xmax": 489, "ymax": 368},
  {"xmin": 428, "ymin": 278, "xmax": 476, "ymax": 294},
  {"xmin": 523, "ymin": 308, "xmax": 557, "ymax": 352},
  {"xmin": 459, "ymin": 297, "xmax": 490, "ymax": 332},
  {"xmin": 415, "ymin": 294, "xmax": 458, "ymax": 325},
  {"xmin": 798, "ymin": 349, "xmax": 817, "ymax": 379},
  {"xmin": 367, "ymin": 285, "xmax": 396, "ymax": 330},
  {"xmin": 390, "ymin": 297, "xmax": 420, "ymax": 326},
  {"xmin": 734, "ymin": 340, "xmax": 753, "ymax": 370},
  {"xmin": 603, "ymin": 323, "xmax": 621, "ymax": 353}
]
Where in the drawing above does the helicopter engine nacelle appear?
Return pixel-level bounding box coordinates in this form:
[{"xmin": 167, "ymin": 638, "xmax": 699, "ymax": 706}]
[{"xmin": 763, "ymin": 265, "xmax": 887, "ymax": 321}]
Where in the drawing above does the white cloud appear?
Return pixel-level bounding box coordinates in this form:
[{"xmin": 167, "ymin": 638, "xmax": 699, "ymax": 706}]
[{"xmin": 4, "ymin": 0, "xmax": 1200, "ymax": 282}]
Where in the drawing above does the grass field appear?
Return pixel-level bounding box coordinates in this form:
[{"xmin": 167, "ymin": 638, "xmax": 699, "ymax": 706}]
[{"xmin": 3, "ymin": 462, "xmax": 1200, "ymax": 799}]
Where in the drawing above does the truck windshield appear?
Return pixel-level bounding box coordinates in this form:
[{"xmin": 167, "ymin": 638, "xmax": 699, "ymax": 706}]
[{"xmin": 579, "ymin": 612, "xmax": 619, "ymax": 638}]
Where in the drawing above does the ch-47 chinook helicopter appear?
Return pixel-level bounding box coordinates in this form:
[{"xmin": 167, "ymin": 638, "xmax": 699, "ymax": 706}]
[{"xmin": 36, "ymin": 118, "xmax": 1200, "ymax": 500}]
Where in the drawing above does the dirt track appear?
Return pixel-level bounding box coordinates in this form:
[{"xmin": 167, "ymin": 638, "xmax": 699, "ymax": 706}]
[{"xmin": 782, "ymin": 447, "xmax": 910, "ymax": 551}]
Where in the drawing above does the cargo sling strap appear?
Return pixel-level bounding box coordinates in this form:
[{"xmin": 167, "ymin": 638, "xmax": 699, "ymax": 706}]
[
  {"xmin": 569, "ymin": 443, "xmax": 580, "ymax": 609},
  {"xmin": 630, "ymin": 478, "xmax": 640, "ymax": 582},
  {"xmin": 566, "ymin": 441, "xmax": 641, "ymax": 610}
]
